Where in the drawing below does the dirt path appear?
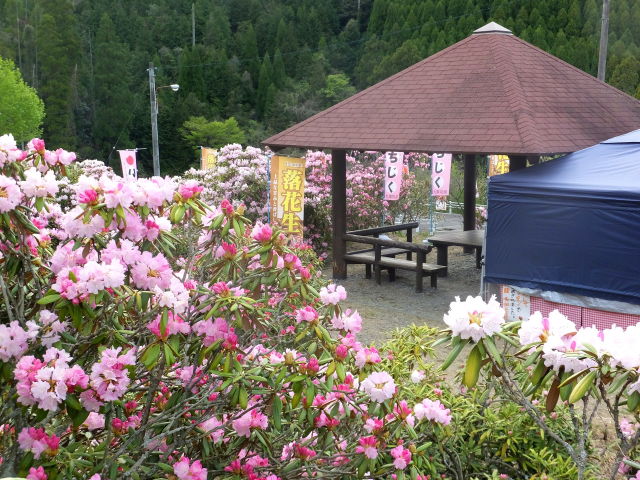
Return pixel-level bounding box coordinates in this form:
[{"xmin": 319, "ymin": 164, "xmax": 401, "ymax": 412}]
[{"xmin": 326, "ymin": 246, "xmax": 482, "ymax": 346}]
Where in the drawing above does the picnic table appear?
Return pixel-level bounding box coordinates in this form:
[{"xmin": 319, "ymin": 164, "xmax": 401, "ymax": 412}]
[
  {"xmin": 342, "ymin": 223, "xmax": 446, "ymax": 292},
  {"xmin": 427, "ymin": 229, "xmax": 484, "ymax": 277}
]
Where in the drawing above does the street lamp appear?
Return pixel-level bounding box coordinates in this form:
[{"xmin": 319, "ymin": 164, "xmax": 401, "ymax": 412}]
[{"xmin": 148, "ymin": 62, "xmax": 179, "ymax": 177}]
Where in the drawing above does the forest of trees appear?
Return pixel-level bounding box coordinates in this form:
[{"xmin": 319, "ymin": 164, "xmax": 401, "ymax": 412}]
[{"xmin": 0, "ymin": 0, "xmax": 639, "ymax": 174}]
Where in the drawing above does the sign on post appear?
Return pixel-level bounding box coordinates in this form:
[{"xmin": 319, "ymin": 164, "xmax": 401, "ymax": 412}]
[
  {"xmin": 488, "ymin": 154, "xmax": 510, "ymax": 176},
  {"xmin": 200, "ymin": 148, "xmax": 217, "ymax": 170},
  {"xmin": 118, "ymin": 149, "xmax": 138, "ymax": 180},
  {"xmin": 384, "ymin": 151, "xmax": 404, "ymax": 201},
  {"xmin": 431, "ymin": 153, "xmax": 452, "ymax": 196},
  {"xmin": 270, "ymin": 155, "xmax": 305, "ymax": 237},
  {"xmin": 501, "ymin": 285, "xmax": 531, "ymax": 322}
]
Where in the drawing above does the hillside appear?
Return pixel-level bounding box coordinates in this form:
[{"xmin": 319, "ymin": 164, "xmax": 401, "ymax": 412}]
[{"xmin": 0, "ymin": 0, "xmax": 638, "ymax": 173}]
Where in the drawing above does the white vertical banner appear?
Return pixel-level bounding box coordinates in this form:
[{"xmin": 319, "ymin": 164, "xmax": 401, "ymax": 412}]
[
  {"xmin": 384, "ymin": 151, "xmax": 404, "ymax": 201},
  {"xmin": 431, "ymin": 153, "xmax": 452, "ymax": 196},
  {"xmin": 118, "ymin": 149, "xmax": 138, "ymax": 180}
]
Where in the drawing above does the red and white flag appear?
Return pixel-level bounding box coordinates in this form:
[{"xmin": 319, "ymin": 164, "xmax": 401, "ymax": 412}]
[{"xmin": 118, "ymin": 149, "xmax": 138, "ymax": 180}]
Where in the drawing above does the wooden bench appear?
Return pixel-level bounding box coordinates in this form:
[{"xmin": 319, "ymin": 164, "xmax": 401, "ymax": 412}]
[{"xmin": 344, "ymin": 233, "xmax": 446, "ymax": 292}]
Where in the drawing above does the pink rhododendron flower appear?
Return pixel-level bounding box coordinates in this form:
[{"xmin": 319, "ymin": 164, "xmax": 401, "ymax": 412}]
[
  {"xmin": 361, "ymin": 371, "xmax": 396, "ymax": 402},
  {"xmin": 130, "ymin": 251, "xmax": 172, "ymax": 290},
  {"xmin": 354, "ymin": 347, "xmax": 382, "ymax": 368},
  {"xmin": 78, "ymin": 188, "xmax": 99, "ymax": 204},
  {"xmin": 220, "ymin": 199, "xmax": 234, "ymax": 215},
  {"xmin": 251, "ymin": 223, "xmax": 273, "ymax": 242},
  {"xmin": 17, "ymin": 427, "xmax": 60, "ymax": 459},
  {"xmin": 390, "ymin": 444, "xmax": 411, "ymax": 469},
  {"xmin": 20, "ymin": 167, "xmax": 59, "ymax": 198},
  {"xmin": 178, "ymin": 180, "xmax": 204, "ymax": 199},
  {"xmin": 0, "ymin": 320, "xmax": 33, "ymax": 361},
  {"xmin": 193, "ymin": 317, "xmax": 232, "ymax": 347},
  {"xmin": 173, "ymin": 456, "xmax": 207, "ymax": 480},
  {"xmin": 27, "ymin": 466, "xmax": 48, "ymax": 480},
  {"xmin": 83, "ymin": 412, "xmax": 106, "ymax": 431},
  {"xmin": 331, "ymin": 309, "xmax": 362, "ymax": 333},
  {"xmin": 199, "ymin": 416, "xmax": 225, "ymax": 443},
  {"xmin": 90, "ymin": 347, "xmax": 136, "ymax": 402},
  {"xmin": 295, "ymin": 305, "xmax": 319, "ymax": 323},
  {"xmin": 232, "ymin": 409, "xmax": 268, "ymax": 437},
  {"xmin": 0, "ymin": 174, "xmax": 23, "ymax": 213},
  {"xmin": 54, "ymin": 148, "xmax": 76, "ymax": 165},
  {"xmin": 28, "ymin": 138, "xmax": 46, "ymax": 154},
  {"xmin": 319, "ymin": 284, "xmax": 347, "ymax": 304},
  {"xmin": 355, "ymin": 436, "xmax": 379, "ymax": 459},
  {"xmin": 101, "ymin": 179, "xmax": 134, "ymax": 209},
  {"xmin": 79, "ymin": 389, "xmax": 104, "ymax": 412},
  {"xmin": 443, "ymin": 295, "xmax": 505, "ymax": 342},
  {"xmin": 414, "ymin": 398, "xmax": 452, "ymax": 425},
  {"xmin": 147, "ymin": 312, "xmax": 191, "ymax": 340}
]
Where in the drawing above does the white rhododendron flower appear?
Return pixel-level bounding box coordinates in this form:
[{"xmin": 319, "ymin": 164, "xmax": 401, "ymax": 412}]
[
  {"xmin": 361, "ymin": 371, "xmax": 396, "ymax": 403},
  {"xmin": 443, "ymin": 295, "xmax": 505, "ymax": 342},
  {"xmin": 518, "ymin": 310, "xmax": 577, "ymax": 346}
]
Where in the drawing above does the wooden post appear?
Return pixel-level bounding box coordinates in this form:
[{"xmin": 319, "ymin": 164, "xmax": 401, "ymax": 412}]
[
  {"xmin": 510, "ymin": 155, "xmax": 527, "ymax": 171},
  {"xmin": 331, "ymin": 149, "xmax": 347, "ymax": 279},
  {"xmin": 463, "ymin": 154, "xmax": 476, "ymax": 253}
]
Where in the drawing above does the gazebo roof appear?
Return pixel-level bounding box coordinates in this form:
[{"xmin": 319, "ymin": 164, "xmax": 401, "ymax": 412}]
[{"xmin": 264, "ymin": 23, "xmax": 640, "ymax": 155}]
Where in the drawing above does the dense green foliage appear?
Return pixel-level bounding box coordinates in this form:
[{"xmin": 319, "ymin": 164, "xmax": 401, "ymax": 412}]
[
  {"xmin": 0, "ymin": 57, "xmax": 44, "ymax": 142},
  {"xmin": 0, "ymin": 0, "xmax": 639, "ymax": 173}
]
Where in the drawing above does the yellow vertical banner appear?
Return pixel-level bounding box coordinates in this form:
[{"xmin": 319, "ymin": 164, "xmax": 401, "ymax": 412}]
[
  {"xmin": 270, "ymin": 155, "xmax": 305, "ymax": 237},
  {"xmin": 488, "ymin": 154, "xmax": 510, "ymax": 176},
  {"xmin": 200, "ymin": 148, "xmax": 218, "ymax": 170}
]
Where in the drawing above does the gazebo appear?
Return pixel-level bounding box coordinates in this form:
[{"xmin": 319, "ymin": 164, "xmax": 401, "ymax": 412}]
[{"xmin": 263, "ymin": 22, "xmax": 640, "ymax": 280}]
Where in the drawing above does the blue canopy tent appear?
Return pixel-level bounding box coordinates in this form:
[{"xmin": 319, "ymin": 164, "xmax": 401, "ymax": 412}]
[{"xmin": 484, "ymin": 130, "xmax": 640, "ymax": 306}]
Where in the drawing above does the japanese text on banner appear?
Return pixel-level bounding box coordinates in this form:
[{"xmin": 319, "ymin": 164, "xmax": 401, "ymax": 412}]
[
  {"xmin": 118, "ymin": 150, "xmax": 138, "ymax": 181},
  {"xmin": 431, "ymin": 153, "xmax": 452, "ymax": 196},
  {"xmin": 384, "ymin": 151, "xmax": 404, "ymax": 201},
  {"xmin": 488, "ymin": 154, "xmax": 510, "ymax": 176},
  {"xmin": 270, "ymin": 155, "xmax": 305, "ymax": 236},
  {"xmin": 200, "ymin": 148, "xmax": 217, "ymax": 171}
]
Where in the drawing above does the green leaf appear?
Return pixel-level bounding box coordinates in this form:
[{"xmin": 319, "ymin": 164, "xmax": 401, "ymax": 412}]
[
  {"xmin": 272, "ymin": 395, "xmax": 282, "ymax": 430},
  {"xmin": 239, "ymin": 387, "xmax": 248, "ymax": 409},
  {"xmin": 482, "ymin": 336, "xmax": 503, "ymax": 367},
  {"xmin": 627, "ymin": 391, "xmax": 640, "ymax": 412},
  {"xmin": 568, "ymin": 370, "xmax": 597, "ymax": 404},
  {"xmin": 463, "ymin": 343, "xmax": 482, "ymax": 388},
  {"xmin": 163, "ymin": 343, "xmax": 176, "ymax": 365},
  {"xmin": 141, "ymin": 344, "xmax": 161, "ymax": 369},
  {"xmin": 441, "ymin": 338, "xmax": 468, "ymax": 371},
  {"xmin": 37, "ymin": 293, "xmax": 61, "ymax": 305}
]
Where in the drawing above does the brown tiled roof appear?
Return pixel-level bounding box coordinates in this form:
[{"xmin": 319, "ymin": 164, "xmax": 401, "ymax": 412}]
[{"xmin": 263, "ymin": 26, "xmax": 640, "ymax": 155}]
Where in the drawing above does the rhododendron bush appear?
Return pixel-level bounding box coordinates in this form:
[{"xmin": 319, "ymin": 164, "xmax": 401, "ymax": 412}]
[
  {"xmin": 180, "ymin": 146, "xmax": 431, "ymax": 258},
  {"xmin": 0, "ymin": 135, "xmax": 452, "ymax": 479},
  {"xmin": 440, "ymin": 296, "xmax": 640, "ymax": 479}
]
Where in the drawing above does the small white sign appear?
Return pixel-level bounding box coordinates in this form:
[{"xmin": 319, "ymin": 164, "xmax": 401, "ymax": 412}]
[
  {"xmin": 501, "ymin": 285, "xmax": 531, "ymax": 322},
  {"xmin": 435, "ymin": 198, "xmax": 447, "ymax": 211}
]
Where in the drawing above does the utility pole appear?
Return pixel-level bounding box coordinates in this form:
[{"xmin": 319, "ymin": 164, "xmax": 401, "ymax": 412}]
[
  {"xmin": 148, "ymin": 62, "xmax": 160, "ymax": 177},
  {"xmin": 192, "ymin": 3, "xmax": 196, "ymax": 47},
  {"xmin": 597, "ymin": 0, "xmax": 610, "ymax": 81}
]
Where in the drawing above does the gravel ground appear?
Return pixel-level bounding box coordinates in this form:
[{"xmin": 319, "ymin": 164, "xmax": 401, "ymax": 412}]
[{"xmin": 325, "ymin": 246, "xmax": 482, "ymax": 345}]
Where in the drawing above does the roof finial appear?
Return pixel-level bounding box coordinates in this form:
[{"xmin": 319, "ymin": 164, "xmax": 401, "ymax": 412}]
[{"xmin": 473, "ymin": 22, "xmax": 513, "ymax": 35}]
